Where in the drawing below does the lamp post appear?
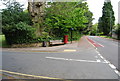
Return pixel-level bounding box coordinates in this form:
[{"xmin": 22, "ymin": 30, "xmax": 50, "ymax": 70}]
[
  {"xmin": 107, "ymin": 11, "xmax": 112, "ymax": 37},
  {"xmin": 96, "ymin": 25, "xmax": 98, "ymax": 36},
  {"xmin": 110, "ymin": 11, "xmax": 112, "ymax": 37},
  {"xmin": 70, "ymin": 28, "xmax": 74, "ymax": 43}
]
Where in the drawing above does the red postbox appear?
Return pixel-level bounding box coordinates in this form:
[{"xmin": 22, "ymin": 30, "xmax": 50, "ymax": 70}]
[{"xmin": 63, "ymin": 35, "xmax": 68, "ymax": 44}]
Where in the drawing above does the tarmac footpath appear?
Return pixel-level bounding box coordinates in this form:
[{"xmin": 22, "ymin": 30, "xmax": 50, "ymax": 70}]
[{"xmin": 1, "ymin": 41, "xmax": 79, "ymax": 53}]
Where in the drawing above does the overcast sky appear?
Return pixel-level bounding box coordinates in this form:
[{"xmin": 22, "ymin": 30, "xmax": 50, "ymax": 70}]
[
  {"xmin": 0, "ymin": 0, "xmax": 120, "ymax": 24},
  {"xmin": 87, "ymin": 0, "xmax": 119, "ymax": 24}
]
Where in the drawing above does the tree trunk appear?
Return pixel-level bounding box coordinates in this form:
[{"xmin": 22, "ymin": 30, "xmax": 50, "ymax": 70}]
[{"xmin": 28, "ymin": 1, "xmax": 45, "ymax": 37}]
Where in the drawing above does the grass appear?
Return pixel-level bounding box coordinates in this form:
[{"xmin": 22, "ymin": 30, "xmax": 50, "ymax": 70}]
[
  {"xmin": 99, "ymin": 35, "xmax": 119, "ymax": 40},
  {"xmin": 0, "ymin": 35, "xmax": 10, "ymax": 48},
  {"xmin": 100, "ymin": 35, "xmax": 112, "ymax": 39}
]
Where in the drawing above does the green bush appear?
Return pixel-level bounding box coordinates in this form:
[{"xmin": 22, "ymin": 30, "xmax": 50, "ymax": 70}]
[
  {"xmin": 114, "ymin": 24, "xmax": 120, "ymax": 40},
  {"xmin": 67, "ymin": 31, "xmax": 82, "ymax": 41},
  {"xmin": 117, "ymin": 29, "xmax": 120, "ymax": 40},
  {"xmin": 48, "ymin": 31, "xmax": 82, "ymax": 41},
  {"xmin": 2, "ymin": 22, "xmax": 36, "ymax": 44}
]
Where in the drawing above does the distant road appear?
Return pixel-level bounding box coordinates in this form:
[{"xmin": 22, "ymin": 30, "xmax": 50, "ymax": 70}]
[{"xmin": 88, "ymin": 36, "xmax": 119, "ymax": 70}]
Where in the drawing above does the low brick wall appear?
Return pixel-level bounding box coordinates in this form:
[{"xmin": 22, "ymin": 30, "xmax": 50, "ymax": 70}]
[{"xmin": 11, "ymin": 42, "xmax": 50, "ymax": 48}]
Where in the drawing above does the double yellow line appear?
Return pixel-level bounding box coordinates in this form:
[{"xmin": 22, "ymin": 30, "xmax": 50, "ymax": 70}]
[
  {"xmin": 0, "ymin": 69, "xmax": 72, "ymax": 81},
  {"xmin": 0, "ymin": 69, "xmax": 60, "ymax": 80}
]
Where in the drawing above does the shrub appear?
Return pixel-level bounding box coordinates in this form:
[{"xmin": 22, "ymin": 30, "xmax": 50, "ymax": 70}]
[
  {"xmin": 2, "ymin": 22, "xmax": 36, "ymax": 44},
  {"xmin": 114, "ymin": 24, "xmax": 120, "ymax": 40}
]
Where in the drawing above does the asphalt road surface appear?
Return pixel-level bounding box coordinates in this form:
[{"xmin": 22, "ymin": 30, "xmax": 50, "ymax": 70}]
[
  {"xmin": 2, "ymin": 36, "xmax": 120, "ymax": 80},
  {"xmin": 88, "ymin": 36, "xmax": 119, "ymax": 69}
]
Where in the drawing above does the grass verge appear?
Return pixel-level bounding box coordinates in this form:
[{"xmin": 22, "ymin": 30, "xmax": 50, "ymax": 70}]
[
  {"xmin": 99, "ymin": 35, "xmax": 119, "ymax": 40},
  {"xmin": 100, "ymin": 35, "xmax": 112, "ymax": 39},
  {"xmin": 0, "ymin": 35, "xmax": 10, "ymax": 48}
]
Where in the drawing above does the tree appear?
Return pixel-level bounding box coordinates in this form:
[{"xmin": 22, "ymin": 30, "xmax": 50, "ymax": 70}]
[
  {"xmin": 99, "ymin": 0, "xmax": 115, "ymax": 35},
  {"xmin": 117, "ymin": 24, "xmax": 120, "ymax": 39},
  {"xmin": 44, "ymin": 2, "xmax": 92, "ymax": 39},
  {"xmin": 2, "ymin": 1, "xmax": 32, "ymax": 26},
  {"xmin": 28, "ymin": 2, "xmax": 45, "ymax": 37},
  {"xmin": 98, "ymin": 17, "xmax": 103, "ymax": 33},
  {"xmin": 2, "ymin": 1, "xmax": 35, "ymax": 44},
  {"xmin": 114, "ymin": 23, "xmax": 120, "ymax": 39},
  {"xmin": 77, "ymin": 2, "xmax": 93, "ymax": 34},
  {"xmin": 89, "ymin": 23, "xmax": 98, "ymax": 35}
]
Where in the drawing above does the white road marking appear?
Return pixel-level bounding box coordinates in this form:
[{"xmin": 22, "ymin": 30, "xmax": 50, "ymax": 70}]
[
  {"xmin": 99, "ymin": 56, "xmax": 104, "ymax": 59},
  {"xmin": 109, "ymin": 64, "xmax": 116, "ymax": 69},
  {"xmin": 104, "ymin": 60, "xmax": 110, "ymax": 64},
  {"xmin": 46, "ymin": 57, "xmax": 106, "ymax": 63},
  {"xmin": 96, "ymin": 59, "xmax": 101, "ymax": 62},
  {"xmin": 95, "ymin": 50, "xmax": 120, "ymax": 76},
  {"xmin": 46, "ymin": 57, "xmax": 66, "ymax": 60},
  {"xmin": 114, "ymin": 70, "xmax": 120, "ymax": 76},
  {"xmin": 98, "ymin": 43, "xmax": 104, "ymax": 47},
  {"xmin": 98, "ymin": 54, "xmax": 101, "ymax": 56}
]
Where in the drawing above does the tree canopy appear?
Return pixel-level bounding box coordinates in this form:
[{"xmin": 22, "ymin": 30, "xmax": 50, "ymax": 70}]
[
  {"xmin": 2, "ymin": 1, "xmax": 35, "ymax": 44},
  {"xmin": 1, "ymin": 1, "xmax": 94, "ymax": 45},
  {"xmin": 98, "ymin": 0, "xmax": 115, "ymax": 35},
  {"xmin": 44, "ymin": 2, "xmax": 93, "ymax": 38},
  {"xmin": 2, "ymin": 1, "xmax": 32, "ymax": 26}
]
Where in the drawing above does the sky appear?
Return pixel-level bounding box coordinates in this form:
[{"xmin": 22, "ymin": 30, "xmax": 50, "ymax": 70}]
[
  {"xmin": 87, "ymin": 0, "xmax": 120, "ymax": 24},
  {"xmin": 118, "ymin": 1, "xmax": 120, "ymax": 23},
  {"xmin": 0, "ymin": 0, "xmax": 120, "ymax": 24}
]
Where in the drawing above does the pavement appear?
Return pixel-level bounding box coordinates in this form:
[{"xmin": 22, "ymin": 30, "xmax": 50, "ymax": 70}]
[
  {"xmin": 1, "ymin": 36, "xmax": 95, "ymax": 52},
  {"xmin": 2, "ymin": 41, "xmax": 78, "ymax": 52},
  {"xmin": 1, "ymin": 36, "xmax": 120, "ymax": 80}
]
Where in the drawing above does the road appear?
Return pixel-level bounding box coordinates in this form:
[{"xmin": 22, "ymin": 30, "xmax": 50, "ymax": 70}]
[
  {"xmin": 1, "ymin": 36, "xmax": 120, "ymax": 80},
  {"xmin": 88, "ymin": 36, "xmax": 119, "ymax": 69}
]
